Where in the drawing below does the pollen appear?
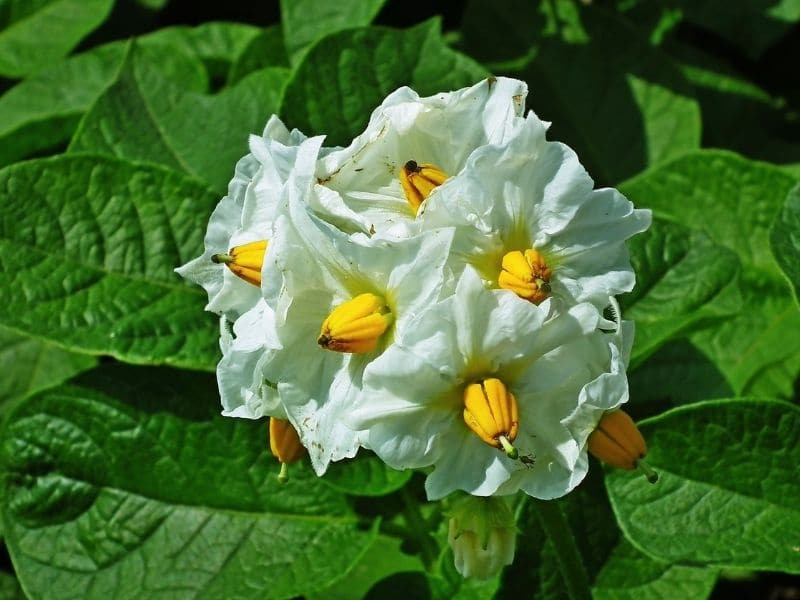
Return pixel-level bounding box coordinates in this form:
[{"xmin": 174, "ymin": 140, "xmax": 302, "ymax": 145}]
[
  {"xmin": 463, "ymin": 378, "xmax": 520, "ymax": 459},
  {"xmin": 211, "ymin": 240, "xmax": 268, "ymax": 286},
  {"xmin": 399, "ymin": 160, "xmax": 449, "ymax": 214},
  {"xmin": 588, "ymin": 409, "xmax": 658, "ymax": 483},
  {"xmin": 498, "ymin": 248, "xmax": 552, "ymax": 304},
  {"xmin": 269, "ymin": 417, "xmax": 305, "ymax": 483},
  {"xmin": 318, "ymin": 293, "xmax": 394, "ymax": 353}
]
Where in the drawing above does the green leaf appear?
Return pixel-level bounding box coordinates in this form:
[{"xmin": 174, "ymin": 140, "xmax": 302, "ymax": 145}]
[
  {"xmin": 320, "ymin": 452, "xmax": 412, "ymax": 497},
  {"xmin": 593, "ymin": 539, "xmax": 718, "ymax": 600},
  {"xmin": 0, "ymin": 154, "xmax": 220, "ymax": 370},
  {"xmin": 620, "ymin": 150, "xmax": 800, "ymax": 396},
  {"xmin": 0, "ymin": 0, "xmax": 113, "ymax": 78},
  {"xmin": 1, "ymin": 364, "xmax": 378, "ymax": 598},
  {"xmin": 770, "ymin": 184, "xmax": 800, "ymax": 306},
  {"xmin": 0, "ymin": 325, "xmax": 96, "ymax": 412},
  {"xmin": 279, "ymin": 19, "xmax": 488, "ymax": 146},
  {"xmin": 70, "ymin": 43, "xmax": 289, "ymax": 194},
  {"xmin": 460, "ymin": 0, "xmax": 701, "ymax": 184},
  {"xmin": 280, "ymin": 0, "xmax": 387, "ymax": 63},
  {"xmin": 0, "ymin": 570, "xmax": 25, "ymax": 600},
  {"xmin": 622, "ymin": 218, "xmax": 742, "ymax": 366},
  {"xmin": 227, "ymin": 24, "xmax": 289, "ymax": 83},
  {"xmin": 606, "ymin": 398, "xmax": 800, "ymax": 572}
]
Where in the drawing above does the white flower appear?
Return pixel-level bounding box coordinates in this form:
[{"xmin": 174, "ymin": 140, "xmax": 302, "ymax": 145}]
[
  {"xmin": 259, "ymin": 194, "xmax": 455, "ymax": 474},
  {"xmin": 311, "ymin": 77, "xmax": 528, "ymax": 238},
  {"xmin": 175, "ymin": 116, "xmax": 322, "ymax": 320},
  {"xmin": 419, "ymin": 113, "xmax": 651, "ymax": 315},
  {"xmin": 350, "ymin": 267, "xmax": 629, "ymax": 500},
  {"xmin": 447, "ymin": 495, "xmax": 516, "ymax": 579}
]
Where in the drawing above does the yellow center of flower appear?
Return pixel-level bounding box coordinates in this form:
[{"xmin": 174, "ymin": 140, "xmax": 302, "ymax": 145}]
[
  {"xmin": 399, "ymin": 160, "xmax": 449, "ymax": 214},
  {"xmin": 211, "ymin": 240, "xmax": 268, "ymax": 287},
  {"xmin": 588, "ymin": 409, "xmax": 658, "ymax": 483},
  {"xmin": 462, "ymin": 378, "xmax": 520, "ymax": 459},
  {"xmin": 269, "ymin": 417, "xmax": 305, "ymax": 483},
  {"xmin": 318, "ymin": 293, "xmax": 394, "ymax": 353},
  {"xmin": 497, "ymin": 248, "xmax": 552, "ymax": 304}
]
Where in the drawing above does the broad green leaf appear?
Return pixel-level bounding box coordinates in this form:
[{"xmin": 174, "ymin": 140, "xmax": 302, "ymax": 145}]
[
  {"xmin": 460, "ymin": 0, "xmax": 701, "ymax": 184},
  {"xmin": 0, "ymin": 154, "xmax": 220, "ymax": 370},
  {"xmin": 770, "ymin": 184, "xmax": 800, "ymax": 306},
  {"xmin": 628, "ymin": 341, "xmax": 733, "ymax": 415},
  {"xmin": 227, "ymin": 25, "xmax": 289, "ymax": 83},
  {"xmin": 620, "ymin": 150, "xmax": 800, "ymax": 396},
  {"xmin": 607, "ymin": 399, "xmax": 800, "ymax": 572},
  {"xmin": 669, "ymin": 0, "xmax": 800, "ymax": 59},
  {"xmin": 593, "ymin": 539, "xmax": 717, "ymax": 600},
  {"xmin": 0, "ymin": 0, "xmax": 113, "ymax": 78},
  {"xmin": 320, "ymin": 452, "xmax": 412, "ymax": 496},
  {"xmin": 279, "ymin": 19, "xmax": 488, "ymax": 146},
  {"xmin": 0, "ymin": 570, "xmax": 24, "ymax": 600},
  {"xmin": 1, "ymin": 364, "xmax": 378, "ymax": 598},
  {"xmin": 622, "ymin": 218, "xmax": 742, "ymax": 366},
  {"xmin": 70, "ymin": 43, "xmax": 289, "ymax": 194},
  {"xmin": 0, "ymin": 325, "xmax": 96, "ymax": 412},
  {"xmin": 280, "ymin": 0, "xmax": 387, "ymax": 63}
]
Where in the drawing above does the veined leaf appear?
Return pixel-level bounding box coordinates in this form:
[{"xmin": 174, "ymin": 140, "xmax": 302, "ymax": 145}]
[{"xmin": 770, "ymin": 184, "xmax": 800, "ymax": 307}]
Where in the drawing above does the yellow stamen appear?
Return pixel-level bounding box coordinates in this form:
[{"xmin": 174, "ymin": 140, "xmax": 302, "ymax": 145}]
[
  {"xmin": 318, "ymin": 293, "xmax": 393, "ymax": 353},
  {"xmin": 463, "ymin": 378, "xmax": 520, "ymax": 458},
  {"xmin": 269, "ymin": 417, "xmax": 305, "ymax": 483},
  {"xmin": 588, "ymin": 409, "xmax": 658, "ymax": 483},
  {"xmin": 211, "ymin": 240, "xmax": 268, "ymax": 286},
  {"xmin": 399, "ymin": 160, "xmax": 449, "ymax": 214},
  {"xmin": 498, "ymin": 248, "xmax": 552, "ymax": 304}
]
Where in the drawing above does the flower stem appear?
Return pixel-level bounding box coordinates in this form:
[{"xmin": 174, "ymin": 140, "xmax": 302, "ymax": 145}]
[
  {"xmin": 531, "ymin": 499, "xmax": 592, "ymax": 600},
  {"xmin": 401, "ymin": 487, "xmax": 439, "ymax": 570}
]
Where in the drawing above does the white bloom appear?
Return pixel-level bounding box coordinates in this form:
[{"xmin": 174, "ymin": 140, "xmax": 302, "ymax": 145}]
[
  {"xmin": 311, "ymin": 77, "xmax": 528, "ymax": 237},
  {"xmin": 175, "ymin": 116, "xmax": 321, "ymax": 320},
  {"xmin": 350, "ymin": 268, "xmax": 629, "ymax": 500},
  {"xmin": 260, "ymin": 194, "xmax": 455, "ymax": 474},
  {"xmin": 448, "ymin": 495, "xmax": 516, "ymax": 579},
  {"xmin": 419, "ymin": 113, "xmax": 651, "ymax": 315}
]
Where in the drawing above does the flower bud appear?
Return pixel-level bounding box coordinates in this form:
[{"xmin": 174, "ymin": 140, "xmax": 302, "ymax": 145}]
[
  {"xmin": 211, "ymin": 239, "xmax": 268, "ymax": 286},
  {"xmin": 463, "ymin": 378, "xmax": 520, "ymax": 459},
  {"xmin": 318, "ymin": 293, "xmax": 394, "ymax": 353},
  {"xmin": 447, "ymin": 495, "xmax": 516, "ymax": 579},
  {"xmin": 498, "ymin": 248, "xmax": 552, "ymax": 304},
  {"xmin": 399, "ymin": 160, "xmax": 449, "ymax": 214},
  {"xmin": 269, "ymin": 417, "xmax": 305, "ymax": 483},
  {"xmin": 588, "ymin": 409, "xmax": 658, "ymax": 483}
]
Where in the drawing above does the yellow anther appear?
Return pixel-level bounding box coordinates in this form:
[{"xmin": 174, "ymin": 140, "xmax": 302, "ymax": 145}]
[
  {"xmin": 211, "ymin": 239, "xmax": 268, "ymax": 287},
  {"xmin": 463, "ymin": 378, "xmax": 520, "ymax": 459},
  {"xmin": 588, "ymin": 409, "xmax": 658, "ymax": 483},
  {"xmin": 399, "ymin": 160, "xmax": 449, "ymax": 214},
  {"xmin": 498, "ymin": 248, "xmax": 552, "ymax": 304},
  {"xmin": 318, "ymin": 293, "xmax": 394, "ymax": 353},
  {"xmin": 269, "ymin": 417, "xmax": 305, "ymax": 483}
]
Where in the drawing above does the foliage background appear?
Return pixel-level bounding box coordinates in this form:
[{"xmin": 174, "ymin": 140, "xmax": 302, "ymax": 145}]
[{"xmin": 0, "ymin": 0, "xmax": 798, "ymax": 598}]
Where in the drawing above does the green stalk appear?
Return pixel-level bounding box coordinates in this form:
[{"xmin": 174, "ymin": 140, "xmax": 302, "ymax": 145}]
[
  {"xmin": 532, "ymin": 499, "xmax": 592, "ymax": 600},
  {"xmin": 401, "ymin": 487, "xmax": 439, "ymax": 570}
]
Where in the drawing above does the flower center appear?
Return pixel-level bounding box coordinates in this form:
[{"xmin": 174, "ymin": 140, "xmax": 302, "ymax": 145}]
[
  {"xmin": 462, "ymin": 378, "xmax": 520, "ymax": 459},
  {"xmin": 497, "ymin": 248, "xmax": 552, "ymax": 304},
  {"xmin": 211, "ymin": 240, "xmax": 268, "ymax": 286},
  {"xmin": 588, "ymin": 409, "xmax": 658, "ymax": 483},
  {"xmin": 269, "ymin": 417, "xmax": 305, "ymax": 483},
  {"xmin": 318, "ymin": 293, "xmax": 394, "ymax": 353},
  {"xmin": 399, "ymin": 160, "xmax": 449, "ymax": 214}
]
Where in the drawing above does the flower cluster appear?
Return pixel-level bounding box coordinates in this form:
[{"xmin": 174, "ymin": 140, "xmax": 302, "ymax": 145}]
[{"xmin": 177, "ymin": 77, "xmax": 651, "ymax": 503}]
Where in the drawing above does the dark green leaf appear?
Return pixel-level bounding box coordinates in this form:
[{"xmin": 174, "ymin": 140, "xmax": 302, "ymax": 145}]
[
  {"xmin": 621, "ymin": 150, "xmax": 800, "ymax": 396},
  {"xmin": 321, "ymin": 452, "xmax": 412, "ymax": 497},
  {"xmin": 227, "ymin": 25, "xmax": 289, "ymax": 83},
  {"xmin": 1, "ymin": 364, "xmax": 378, "ymax": 598},
  {"xmin": 0, "ymin": 154, "xmax": 220, "ymax": 370},
  {"xmin": 280, "ymin": 0, "xmax": 387, "ymax": 63},
  {"xmin": 279, "ymin": 19, "xmax": 488, "ymax": 146},
  {"xmin": 607, "ymin": 399, "xmax": 800, "ymax": 572},
  {"xmin": 770, "ymin": 184, "xmax": 800, "ymax": 306},
  {"xmin": 0, "ymin": 570, "xmax": 25, "ymax": 600},
  {"xmin": 0, "ymin": 0, "xmax": 113, "ymax": 78},
  {"xmin": 460, "ymin": 0, "xmax": 701, "ymax": 184},
  {"xmin": 623, "ymin": 218, "xmax": 742, "ymax": 366},
  {"xmin": 70, "ymin": 43, "xmax": 289, "ymax": 194}
]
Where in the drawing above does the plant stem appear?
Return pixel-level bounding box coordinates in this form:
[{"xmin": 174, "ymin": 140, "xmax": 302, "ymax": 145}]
[
  {"xmin": 401, "ymin": 487, "xmax": 439, "ymax": 570},
  {"xmin": 532, "ymin": 499, "xmax": 592, "ymax": 600}
]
